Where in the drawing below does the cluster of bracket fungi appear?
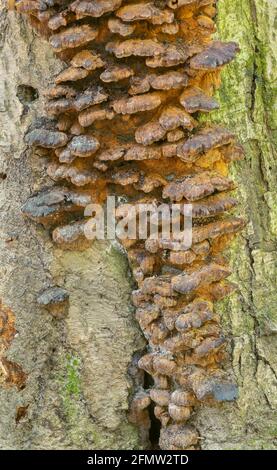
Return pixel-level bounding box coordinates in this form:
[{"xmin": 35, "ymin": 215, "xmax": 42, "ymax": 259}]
[{"xmin": 16, "ymin": 0, "xmax": 245, "ymax": 450}]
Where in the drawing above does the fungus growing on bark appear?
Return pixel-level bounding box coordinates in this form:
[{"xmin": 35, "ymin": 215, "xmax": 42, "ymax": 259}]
[
  {"xmin": 180, "ymin": 87, "xmax": 219, "ymax": 113},
  {"xmin": 112, "ymin": 92, "xmax": 162, "ymax": 115},
  {"xmin": 37, "ymin": 287, "xmax": 69, "ymax": 318},
  {"xmin": 177, "ymin": 127, "xmax": 235, "ymax": 162},
  {"xmin": 108, "ymin": 17, "xmax": 136, "ymax": 36},
  {"xmin": 49, "ymin": 25, "xmax": 99, "ymax": 52},
  {"xmin": 0, "ymin": 302, "xmax": 27, "ymax": 390},
  {"xmin": 25, "ymin": 128, "xmax": 68, "ymax": 148},
  {"xmin": 190, "ymin": 41, "xmax": 240, "ymax": 70},
  {"xmin": 70, "ymin": 50, "xmax": 105, "ymax": 71},
  {"xmin": 17, "ymin": 0, "xmax": 244, "ymax": 450},
  {"xmin": 116, "ymin": 3, "xmax": 174, "ymax": 25},
  {"xmin": 162, "ymin": 171, "xmax": 235, "ymax": 202},
  {"xmin": 100, "ymin": 65, "xmax": 134, "ymax": 83},
  {"xmin": 70, "ymin": 0, "xmax": 122, "ymax": 18}
]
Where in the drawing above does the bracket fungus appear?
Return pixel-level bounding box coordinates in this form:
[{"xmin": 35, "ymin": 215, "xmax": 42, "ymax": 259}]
[
  {"xmin": 17, "ymin": 0, "xmax": 244, "ymax": 450},
  {"xmin": 37, "ymin": 287, "xmax": 69, "ymax": 318}
]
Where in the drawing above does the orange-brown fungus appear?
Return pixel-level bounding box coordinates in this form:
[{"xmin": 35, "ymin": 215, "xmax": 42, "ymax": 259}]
[
  {"xmin": 16, "ymin": 0, "xmax": 244, "ymax": 449},
  {"xmin": 0, "ymin": 301, "xmax": 27, "ymax": 390}
]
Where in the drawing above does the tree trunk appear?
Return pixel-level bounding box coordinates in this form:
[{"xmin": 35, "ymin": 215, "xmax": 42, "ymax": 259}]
[
  {"xmin": 195, "ymin": 0, "xmax": 277, "ymax": 450},
  {"xmin": 0, "ymin": 0, "xmax": 276, "ymax": 450},
  {"xmin": 0, "ymin": 6, "xmax": 144, "ymax": 449}
]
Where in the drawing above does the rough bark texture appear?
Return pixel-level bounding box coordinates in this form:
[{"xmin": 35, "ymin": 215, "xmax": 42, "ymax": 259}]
[
  {"xmin": 0, "ymin": 5, "xmax": 144, "ymax": 449},
  {"xmin": 0, "ymin": 0, "xmax": 276, "ymax": 450},
  {"xmin": 196, "ymin": 0, "xmax": 277, "ymax": 450}
]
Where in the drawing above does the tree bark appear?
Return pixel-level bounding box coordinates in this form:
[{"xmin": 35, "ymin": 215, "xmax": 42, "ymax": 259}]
[
  {"xmin": 0, "ymin": 0, "xmax": 276, "ymax": 450},
  {"xmin": 0, "ymin": 6, "xmax": 143, "ymax": 449},
  {"xmin": 195, "ymin": 0, "xmax": 277, "ymax": 450}
]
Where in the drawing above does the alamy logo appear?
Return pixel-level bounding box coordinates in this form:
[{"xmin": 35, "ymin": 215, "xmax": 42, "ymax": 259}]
[{"xmin": 83, "ymin": 196, "xmax": 192, "ymax": 250}]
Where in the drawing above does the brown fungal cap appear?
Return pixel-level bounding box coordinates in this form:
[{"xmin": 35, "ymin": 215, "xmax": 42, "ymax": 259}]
[
  {"xmin": 188, "ymin": 369, "xmax": 238, "ymax": 402},
  {"xmin": 192, "ymin": 217, "xmax": 245, "ymax": 244},
  {"xmin": 46, "ymin": 98, "xmax": 72, "ymax": 116},
  {"xmin": 100, "ymin": 65, "xmax": 134, "ymax": 83},
  {"xmin": 159, "ymin": 106, "xmax": 196, "ymax": 131},
  {"xmin": 56, "ymin": 147, "xmax": 75, "ymax": 164},
  {"xmin": 160, "ymin": 22, "xmax": 179, "ymax": 35},
  {"xmin": 222, "ymin": 143, "xmax": 245, "ymax": 162},
  {"xmin": 162, "ymin": 171, "xmax": 235, "ymax": 202},
  {"xmin": 73, "ymin": 87, "xmax": 109, "ymax": 112},
  {"xmin": 175, "ymin": 299, "xmax": 214, "ymax": 332},
  {"xmin": 192, "ymin": 194, "xmax": 238, "ymax": 218},
  {"xmin": 152, "ymin": 355, "xmax": 177, "ymax": 376},
  {"xmin": 129, "ymin": 76, "xmax": 151, "ymax": 95},
  {"xmin": 150, "ymin": 389, "xmax": 170, "ymax": 407},
  {"xmin": 98, "ymin": 147, "xmax": 126, "ymax": 161},
  {"xmin": 141, "ymin": 275, "xmax": 174, "ymax": 297},
  {"xmin": 166, "ymin": 0, "xmax": 199, "ymax": 8},
  {"xmin": 67, "ymin": 135, "xmax": 100, "ymax": 157},
  {"xmin": 177, "ymin": 127, "xmax": 235, "ymax": 162},
  {"xmin": 172, "ymin": 262, "xmax": 232, "ymax": 294},
  {"xmin": 197, "ymin": 14, "xmax": 216, "ymax": 32},
  {"xmin": 116, "ymin": 3, "xmax": 174, "ymax": 25},
  {"xmin": 108, "ymin": 18, "xmax": 136, "ymax": 36},
  {"xmin": 149, "ymin": 71, "xmax": 188, "ymax": 91},
  {"xmin": 49, "ymin": 25, "xmax": 98, "ymax": 52},
  {"xmin": 71, "ymin": 0, "xmax": 122, "ymax": 18},
  {"xmin": 55, "ymin": 66, "xmax": 90, "ymax": 84},
  {"xmin": 170, "ymin": 390, "xmax": 196, "ymax": 407},
  {"xmin": 169, "ymin": 250, "xmax": 196, "ymax": 266},
  {"xmin": 109, "ymin": 166, "xmax": 140, "ymax": 186},
  {"xmin": 47, "ymin": 163, "xmax": 99, "ymax": 186},
  {"xmin": 135, "ymin": 173, "xmax": 165, "ymax": 193},
  {"xmin": 167, "ymin": 129, "xmax": 185, "ymax": 142},
  {"xmin": 154, "ymin": 406, "xmax": 170, "ymax": 427},
  {"xmin": 70, "ymin": 50, "xmax": 105, "ymax": 71},
  {"xmin": 37, "ymin": 286, "xmax": 69, "ymax": 318},
  {"xmin": 45, "ymin": 85, "xmax": 77, "ymax": 99},
  {"xmin": 146, "ymin": 44, "xmax": 201, "ymax": 68},
  {"xmin": 135, "ymin": 121, "xmax": 166, "ymax": 146},
  {"xmin": 124, "ymin": 144, "xmax": 161, "ymax": 161},
  {"xmin": 135, "ymin": 304, "xmax": 160, "ymax": 328},
  {"xmin": 180, "ymin": 86, "xmax": 219, "ymax": 113},
  {"xmin": 25, "ymin": 128, "xmax": 68, "ymax": 148},
  {"xmin": 168, "ymin": 404, "xmax": 191, "ymax": 423},
  {"xmin": 190, "ymin": 41, "xmax": 240, "ymax": 70},
  {"xmin": 107, "ymin": 39, "xmax": 165, "ymax": 58},
  {"xmin": 37, "ymin": 287, "xmax": 69, "ymax": 306},
  {"xmin": 52, "ymin": 220, "xmax": 88, "ymax": 246},
  {"xmin": 79, "ymin": 106, "xmax": 115, "ymax": 127},
  {"xmin": 21, "ymin": 187, "xmax": 91, "ymax": 223},
  {"xmin": 193, "ymin": 335, "xmax": 225, "ymax": 358},
  {"xmin": 48, "ymin": 11, "xmax": 68, "ymax": 31},
  {"xmin": 112, "ymin": 92, "xmax": 162, "ymax": 115}
]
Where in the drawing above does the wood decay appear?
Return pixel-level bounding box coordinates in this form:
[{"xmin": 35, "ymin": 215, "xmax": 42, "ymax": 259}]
[
  {"xmin": 15, "ymin": 0, "xmax": 245, "ymax": 449},
  {"xmin": 0, "ymin": 301, "xmax": 27, "ymax": 390}
]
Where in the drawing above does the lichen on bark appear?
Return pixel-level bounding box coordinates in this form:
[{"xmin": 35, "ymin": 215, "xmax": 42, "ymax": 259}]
[{"xmin": 197, "ymin": 0, "xmax": 277, "ymax": 450}]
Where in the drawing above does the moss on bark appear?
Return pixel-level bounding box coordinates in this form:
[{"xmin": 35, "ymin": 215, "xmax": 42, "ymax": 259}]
[{"xmin": 196, "ymin": 0, "xmax": 277, "ymax": 450}]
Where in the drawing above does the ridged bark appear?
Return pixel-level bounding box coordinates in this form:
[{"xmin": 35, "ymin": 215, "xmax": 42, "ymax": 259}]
[
  {"xmin": 0, "ymin": 0, "xmax": 276, "ymax": 450},
  {"xmin": 196, "ymin": 0, "xmax": 277, "ymax": 450}
]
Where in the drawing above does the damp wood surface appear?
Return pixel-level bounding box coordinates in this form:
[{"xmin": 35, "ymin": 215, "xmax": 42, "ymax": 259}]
[{"xmin": 0, "ymin": 0, "xmax": 276, "ymax": 450}]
